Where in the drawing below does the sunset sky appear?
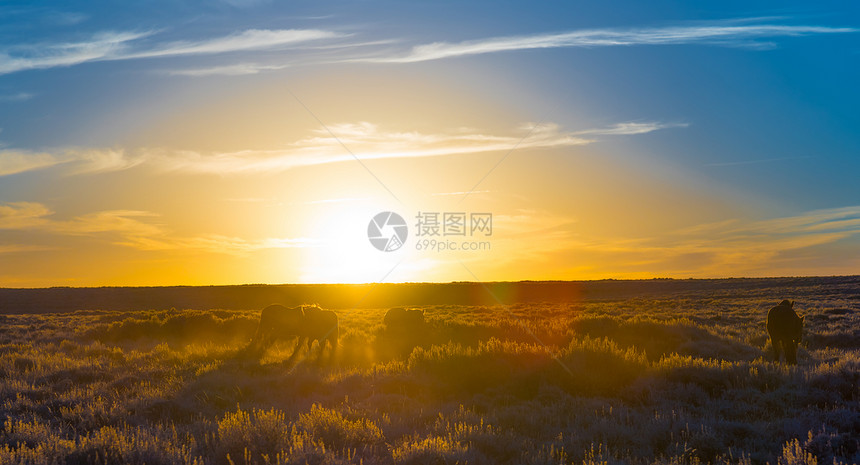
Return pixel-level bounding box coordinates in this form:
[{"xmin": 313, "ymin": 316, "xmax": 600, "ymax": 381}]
[{"xmin": 1, "ymin": 1, "xmax": 859, "ymax": 286}]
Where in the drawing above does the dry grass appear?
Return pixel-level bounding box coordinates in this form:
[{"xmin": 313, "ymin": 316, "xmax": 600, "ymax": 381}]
[{"xmin": 0, "ymin": 283, "xmax": 858, "ymax": 464}]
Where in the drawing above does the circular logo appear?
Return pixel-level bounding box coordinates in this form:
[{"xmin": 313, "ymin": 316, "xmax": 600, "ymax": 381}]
[{"xmin": 367, "ymin": 211, "xmax": 408, "ymax": 252}]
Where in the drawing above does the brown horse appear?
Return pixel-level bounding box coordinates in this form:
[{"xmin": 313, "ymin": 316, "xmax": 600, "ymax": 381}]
[
  {"xmin": 767, "ymin": 300, "xmax": 804, "ymax": 365},
  {"xmin": 249, "ymin": 304, "xmax": 305, "ymax": 353},
  {"xmin": 383, "ymin": 307, "xmax": 424, "ymax": 328},
  {"xmin": 300, "ymin": 305, "xmax": 338, "ymax": 356},
  {"xmin": 380, "ymin": 307, "xmax": 427, "ymax": 358}
]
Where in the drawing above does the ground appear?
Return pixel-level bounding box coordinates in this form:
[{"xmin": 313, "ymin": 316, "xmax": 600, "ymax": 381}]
[{"xmin": 0, "ymin": 279, "xmax": 858, "ymax": 464}]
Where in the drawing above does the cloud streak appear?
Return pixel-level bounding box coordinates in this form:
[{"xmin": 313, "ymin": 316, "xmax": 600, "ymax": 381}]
[
  {"xmin": 1, "ymin": 20, "xmax": 853, "ymax": 76},
  {"xmin": 431, "ymin": 189, "xmax": 491, "ymax": 197},
  {"xmin": 0, "ymin": 120, "xmax": 682, "ymax": 177},
  {"xmin": 0, "ymin": 28, "xmax": 344, "ymax": 75},
  {"xmin": 0, "ymin": 31, "xmax": 151, "ymax": 75},
  {"xmin": 488, "ymin": 205, "xmax": 860, "ymax": 279},
  {"xmin": 167, "ymin": 62, "xmax": 289, "ymax": 76},
  {"xmin": 355, "ymin": 24, "xmax": 857, "ymax": 63},
  {"xmin": 119, "ymin": 235, "xmax": 317, "ymax": 254},
  {"xmin": 0, "ymin": 244, "xmax": 52, "ymax": 254},
  {"xmin": 677, "ymin": 206, "xmax": 860, "ymax": 237},
  {"xmin": 0, "ymin": 92, "xmax": 35, "ymax": 102},
  {"xmin": 704, "ymin": 155, "xmax": 811, "ymax": 167},
  {"xmin": 573, "ymin": 121, "xmax": 688, "ymax": 136},
  {"xmin": 0, "ymin": 202, "xmax": 315, "ymax": 255},
  {"xmin": 576, "ymin": 206, "xmax": 860, "ymax": 276},
  {"xmin": 0, "ymin": 202, "xmax": 163, "ymax": 236},
  {"xmin": 0, "ymin": 150, "xmax": 67, "ymax": 176},
  {"xmin": 123, "ymin": 29, "xmax": 342, "ymax": 59}
]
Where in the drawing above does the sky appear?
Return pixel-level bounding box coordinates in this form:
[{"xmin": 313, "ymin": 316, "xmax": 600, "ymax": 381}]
[{"xmin": 0, "ymin": 0, "xmax": 859, "ymax": 287}]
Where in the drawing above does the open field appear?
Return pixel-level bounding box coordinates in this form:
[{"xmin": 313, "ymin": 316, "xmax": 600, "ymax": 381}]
[{"xmin": 1, "ymin": 278, "xmax": 858, "ymax": 464}]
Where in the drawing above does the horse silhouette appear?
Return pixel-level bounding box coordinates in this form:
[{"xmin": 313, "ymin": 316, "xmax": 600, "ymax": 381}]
[
  {"xmin": 249, "ymin": 304, "xmax": 305, "ymax": 353},
  {"xmin": 379, "ymin": 307, "xmax": 426, "ymax": 358},
  {"xmin": 767, "ymin": 299, "xmax": 804, "ymax": 365},
  {"xmin": 247, "ymin": 304, "xmax": 337, "ymax": 360},
  {"xmin": 383, "ymin": 307, "xmax": 425, "ymax": 328},
  {"xmin": 300, "ymin": 305, "xmax": 338, "ymax": 356}
]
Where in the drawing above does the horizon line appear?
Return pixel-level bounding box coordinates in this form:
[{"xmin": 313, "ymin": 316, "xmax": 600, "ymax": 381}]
[{"xmin": 2, "ymin": 274, "xmax": 857, "ymax": 290}]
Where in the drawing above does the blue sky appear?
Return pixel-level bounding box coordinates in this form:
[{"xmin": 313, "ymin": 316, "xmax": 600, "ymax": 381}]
[{"xmin": 0, "ymin": 1, "xmax": 859, "ymax": 285}]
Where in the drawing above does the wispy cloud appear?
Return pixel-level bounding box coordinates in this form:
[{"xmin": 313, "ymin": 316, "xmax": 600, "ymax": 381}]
[
  {"xmin": 677, "ymin": 206, "xmax": 860, "ymax": 237},
  {"xmin": 431, "ymin": 189, "xmax": 491, "ymax": 197},
  {"xmin": 0, "ymin": 202, "xmax": 162, "ymax": 236},
  {"xmin": 220, "ymin": 0, "xmax": 272, "ymax": 8},
  {"xmin": 63, "ymin": 148, "xmax": 147, "ymax": 174},
  {"xmin": 2, "ymin": 20, "xmax": 852, "ymax": 77},
  {"xmin": 704, "ymin": 155, "xmax": 811, "ymax": 167},
  {"xmin": 0, "ymin": 202, "xmax": 315, "ymax": 254},
  {"xmin": 0, "ymin": 28, "xmax": 344, "ymax": 75},
  {"xmin": 0, "ymin": 150, "xmax": 67, "ymax": 176},
  {"xmin": 302, "ymin": 197, "xmax": 370, "ymax": 205},
  {"xmin": 0, "ymin": 202, "xmax": 53, "ymax": 229},
  {"xmin": 165, "ymin": 40, "xmax": 394, "ymax": 76},
  {"xmin": 573, "ymin": 121, "xmax": 688, "ymax": 136},
  {"xmin": 45, "ymin": 11, "xmax": 89, "ymax": 26},
  {"xmin": 659, "ymin": 206, "xmax": 860, "ymax": 273},
  {"xmin": 582, "ymin": 206, "xmax": 860, "ymax": 275},
  {"xmin": 0, "ymin": 92, "xmax": 35, "ymax": 102},
  {"xmin": 0, "ymin": 244, "xmax": 53, "ymax": 254},
  {"xmin": 224, "ymin": 197, "xmax": 275, "ymax": 203},
  {"xmin": 167, "ymin": 62, "xmax": 289, "ymax": 76},
  {"xmin": 0, "ymin": 147, "xmax": 146, "ymax": 176},
  {"xmin": 488, "ymin": 205, "xmax": 860, "ymax": 278},
  {"xmin": 118, "ymin": 234, "xmax": 317, "ymax": 254},
  {"xmin": 123, "ymin": 29, "xmax": 342, "ymax": 59},
  {"xmin": 0, "ymin": 120, "xmax": 683, "ymax": 177},
  {"xmin": 355, "ymin": 23, "xmax": 857, "ymax": 63},
  {"xmin": 0, "ymin": 31, "xmax": 151, "ymax": 75}
]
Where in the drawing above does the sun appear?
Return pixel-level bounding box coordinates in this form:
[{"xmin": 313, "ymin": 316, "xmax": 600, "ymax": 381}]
[{"xmin": 299, "ymin": 200, "xmax": 407, "ymax": 283}]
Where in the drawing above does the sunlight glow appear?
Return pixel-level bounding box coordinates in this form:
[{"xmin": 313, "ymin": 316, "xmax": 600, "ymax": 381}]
[{"xmin": 300, "ymin": 200, "xmax": 406, "ymax": 283}]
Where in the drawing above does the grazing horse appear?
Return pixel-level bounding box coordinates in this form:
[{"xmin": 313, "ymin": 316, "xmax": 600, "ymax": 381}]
[
  {"xmin": 381, "ymin": 307, "xmax": 426, "ymax": 358},
  {"xmin": 767, "ymin": 300, "xmax": 804, "ymax": 365},
  {"xmin": 300, "ymin": 305, "xmax": 338, "ymax": 355},
  {"xmin": 249, "ymin": 304, "xmax": 305, "ymax": 352},
  {"xmin": 383, "ymin": 307, "xmax": 425, "ymax": 328}
]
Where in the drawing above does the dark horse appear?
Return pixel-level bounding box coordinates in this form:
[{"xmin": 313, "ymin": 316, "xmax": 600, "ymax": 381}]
[
  {"xmin": 383, "ymin": 307, "xmax": 425, "ymax": 328},
  {"xmin": 767, "ymin": 299, "xmax": 804, "ymax": 365},
  {"xmin": 249, "ymin": 304, "xmax": 305, "ymax": 353},
  {"xmin": 380, "ymin": 307, "xmax": 427, "ymax": 358},
  {"xmin": 248, "ymin": 304, "xmax": 338, "ymax": 359},
  {"xmin": 301, "ymin": 305, "xmax": 338, "ymax": 356}
]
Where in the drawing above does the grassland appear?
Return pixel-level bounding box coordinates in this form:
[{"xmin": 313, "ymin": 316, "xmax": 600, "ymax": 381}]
[{"xmin": 0, "ymin": 279, "xmax": 858, "ymax": 464}]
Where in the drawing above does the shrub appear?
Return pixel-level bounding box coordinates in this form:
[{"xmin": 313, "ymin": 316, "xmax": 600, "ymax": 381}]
[
  {"xmin": 296, "ymin": 404, "xmax": 386, "ymax": 455},
  {"xmin": 216, "ymin": 407, "xmax": 295, "ymax": 464},
  {"xmin": 392, "ymin": 436, "xmax": 485, "ymax": 465},
  {"xmin": 86, "ymin": 311, "xmax": 257, "ymax": 345}
]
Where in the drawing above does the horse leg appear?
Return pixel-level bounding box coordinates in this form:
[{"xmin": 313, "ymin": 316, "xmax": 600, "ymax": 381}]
[
  {"xmin": 248, "ymin": 327, "xmax": 261, "ymax": 351},
  {"xmin": 785, "ymin": 341, "xmax": 798, "ymax": 365},
  {"xmin": 327, "ymin": 336, "xmax": 337, "ymax": 363},
  {"xmin": 253, "ymin": 332, "xmax": 268, "ymax": 356},
  {"xmin": 770, "ymin": 336, "xmax": 781, "ymax": 362}
]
